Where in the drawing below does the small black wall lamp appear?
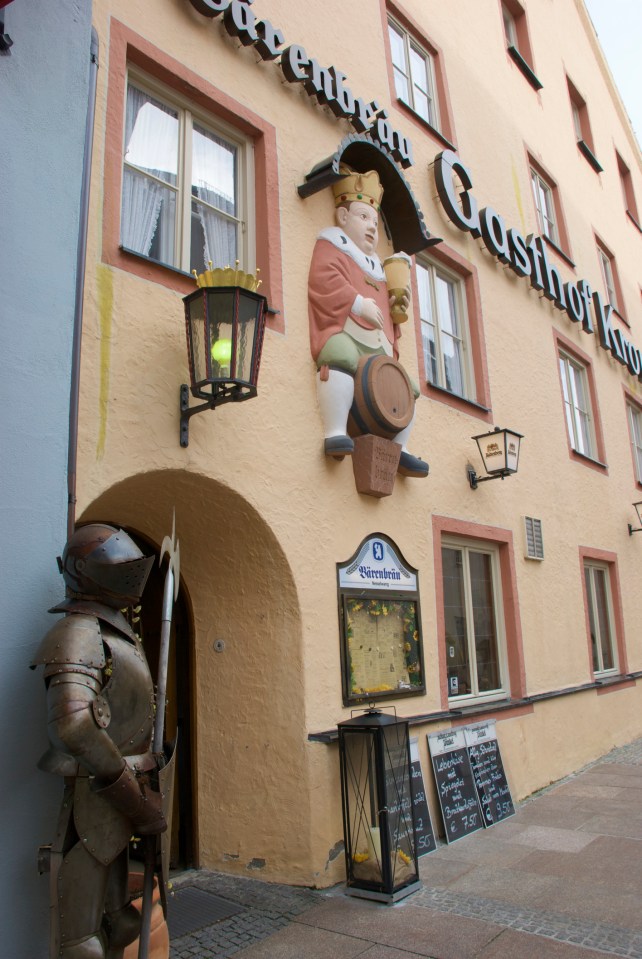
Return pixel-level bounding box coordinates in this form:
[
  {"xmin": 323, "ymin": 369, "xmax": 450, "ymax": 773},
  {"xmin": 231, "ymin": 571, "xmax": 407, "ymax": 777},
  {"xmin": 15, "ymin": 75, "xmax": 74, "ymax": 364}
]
[{"xmin": 468, "ymin": 426, "xmax": 523, "ymax": 490}]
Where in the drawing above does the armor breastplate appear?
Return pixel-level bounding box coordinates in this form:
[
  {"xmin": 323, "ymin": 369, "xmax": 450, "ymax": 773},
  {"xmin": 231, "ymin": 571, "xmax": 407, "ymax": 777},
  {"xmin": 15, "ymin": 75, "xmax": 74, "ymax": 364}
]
[{"xmin": 101, "ymin": 628, "xmax": 154, "ymax": 757}]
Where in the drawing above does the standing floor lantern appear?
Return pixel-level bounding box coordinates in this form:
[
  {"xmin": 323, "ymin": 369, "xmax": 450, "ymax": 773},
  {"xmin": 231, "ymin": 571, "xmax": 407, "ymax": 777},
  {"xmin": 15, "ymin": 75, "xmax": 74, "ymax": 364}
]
[
  {"xmin": 180, "ymin": 263, "xmax": 267, "ymax": 447},
  {"xmin": 338, "ymin": 709, "xmax": 421, "ymax": 903}
]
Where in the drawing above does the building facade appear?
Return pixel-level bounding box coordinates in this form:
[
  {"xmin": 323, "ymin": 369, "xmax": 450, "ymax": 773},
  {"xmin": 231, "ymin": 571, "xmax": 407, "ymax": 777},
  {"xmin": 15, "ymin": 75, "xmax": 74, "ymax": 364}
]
[{"xmin": 26, "ymin": 0, "xmax": 642, "ymax": 914}]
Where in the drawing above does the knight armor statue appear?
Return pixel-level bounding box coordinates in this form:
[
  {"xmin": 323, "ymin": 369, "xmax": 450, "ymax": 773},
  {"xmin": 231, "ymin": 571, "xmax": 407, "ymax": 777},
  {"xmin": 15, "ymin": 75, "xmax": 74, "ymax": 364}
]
[{"xmin": 31, "ymin": 524, "xmax": 167, "ymax": 959}]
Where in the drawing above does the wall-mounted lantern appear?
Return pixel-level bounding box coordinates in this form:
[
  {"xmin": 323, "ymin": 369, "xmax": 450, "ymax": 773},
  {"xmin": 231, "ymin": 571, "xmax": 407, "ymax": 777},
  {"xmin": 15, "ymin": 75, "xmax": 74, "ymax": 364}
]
[
  {"xmin": 628, "ymin": 502, "xmax": 642, "ymax": 536},
  {"xmin": 338, "ymin": 708, "xmax": 421, "ymax": 904},
  {"xmin": 468, "ymin": 426, "xmax": 523, "ymax": 490},
  {"xmin": 180, "ymin": 264, "xmax": 267, "ymax": 447}
]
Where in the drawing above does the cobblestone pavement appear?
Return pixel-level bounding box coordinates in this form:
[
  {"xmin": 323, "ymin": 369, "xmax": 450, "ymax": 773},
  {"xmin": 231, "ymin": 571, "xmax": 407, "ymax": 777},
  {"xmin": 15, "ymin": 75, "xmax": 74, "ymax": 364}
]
[{"xmin": 169, "ymin": 738, "xmax": 642, "ymax": 958}]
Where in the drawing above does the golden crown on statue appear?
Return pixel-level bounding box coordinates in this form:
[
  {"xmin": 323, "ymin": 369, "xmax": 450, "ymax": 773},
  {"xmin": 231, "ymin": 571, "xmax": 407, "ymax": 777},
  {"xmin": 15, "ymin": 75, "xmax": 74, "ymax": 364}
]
[{"xmin": 192, "ymin": 260, "xmax": 262, "ymax": 292}]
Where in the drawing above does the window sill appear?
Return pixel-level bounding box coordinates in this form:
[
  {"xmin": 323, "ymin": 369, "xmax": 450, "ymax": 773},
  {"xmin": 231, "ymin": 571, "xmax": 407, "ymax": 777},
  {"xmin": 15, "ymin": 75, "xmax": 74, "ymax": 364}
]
[
  {"xmin": 394, "ymin": 97, "xmax": 456, "ymax": 150},
  {"xmin": 422, "ymin": 381, "xmax": 491, "ymax": 418},
  {"xmin": 626, "ymin": 210, "xmax": 642, "ymax": 233},
  {"xmin": 569, "ymin": 448, "xmax": 608, "ymax": 473},
  {"xmin": 542, "ymin": 234, "xmax": 575, "ymax": 269},
  {"xmin": 307, "ymin": 673, "xmax": 642, "ymax": 742},
  {"xmin": 507, "ymin": 45, "xmax": 543, "ymax": 91},
  {"xmin": 577, "ymin": 139, "xmax": 603, "ymax": 174}
]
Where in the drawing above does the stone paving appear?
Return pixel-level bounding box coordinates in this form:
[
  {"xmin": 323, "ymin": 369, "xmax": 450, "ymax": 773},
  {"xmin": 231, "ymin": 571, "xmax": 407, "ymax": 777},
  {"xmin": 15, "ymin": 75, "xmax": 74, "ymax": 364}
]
[{"xmin": 169, "ymin": 738, "xmax": 642, "ymax": 958}]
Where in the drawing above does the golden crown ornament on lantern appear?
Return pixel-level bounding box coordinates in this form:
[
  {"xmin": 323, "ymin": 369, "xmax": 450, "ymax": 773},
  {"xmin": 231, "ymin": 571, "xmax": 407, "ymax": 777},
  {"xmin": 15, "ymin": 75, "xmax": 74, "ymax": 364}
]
[{"xmin": 192, "ymin": 260, "xmax": 262, "ymax": 292}]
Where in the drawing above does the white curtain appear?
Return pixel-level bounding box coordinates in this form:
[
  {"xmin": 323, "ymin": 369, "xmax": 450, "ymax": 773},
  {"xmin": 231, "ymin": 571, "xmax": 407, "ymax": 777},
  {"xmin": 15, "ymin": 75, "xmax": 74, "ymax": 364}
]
[
  {"xmin": 121, "ymin": 86, "xmax": 178, "ymax": 262},
  {"xmin": 192, "ymin": 124, "xmax": 237, "ymax": 269}
]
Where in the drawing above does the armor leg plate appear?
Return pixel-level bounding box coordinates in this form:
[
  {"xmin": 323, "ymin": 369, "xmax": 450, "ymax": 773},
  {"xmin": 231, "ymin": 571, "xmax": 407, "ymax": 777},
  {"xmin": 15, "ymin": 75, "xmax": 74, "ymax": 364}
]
[{"xmin": 58, "ymin": 841, "xmax": 109, "ymax": 950}]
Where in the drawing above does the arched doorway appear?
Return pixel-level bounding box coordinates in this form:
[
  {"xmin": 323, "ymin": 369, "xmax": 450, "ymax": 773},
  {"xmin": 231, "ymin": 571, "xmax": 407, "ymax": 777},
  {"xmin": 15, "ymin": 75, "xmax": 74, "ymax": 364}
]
[{"xmin": 78, "ymin": 467, "xmax": 311, "ymax": 882}]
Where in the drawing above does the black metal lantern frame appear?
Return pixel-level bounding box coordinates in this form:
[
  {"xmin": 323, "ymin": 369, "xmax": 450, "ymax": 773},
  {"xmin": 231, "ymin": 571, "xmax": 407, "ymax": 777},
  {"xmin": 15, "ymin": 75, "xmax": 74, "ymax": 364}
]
[
  {"xmin": 468, "ymin": 426, "xmax": 523, "ymax": 490},
  {"xmin": 338, "ymin": 709, "xmax": 421, "ymax": 903},
  {"xmin": 180, "ymin": 284, "xmax": 267, "ymax": 447},
  {"xmin": 628, "ymin": 502, "xmax": 642, "ymax": 535}
]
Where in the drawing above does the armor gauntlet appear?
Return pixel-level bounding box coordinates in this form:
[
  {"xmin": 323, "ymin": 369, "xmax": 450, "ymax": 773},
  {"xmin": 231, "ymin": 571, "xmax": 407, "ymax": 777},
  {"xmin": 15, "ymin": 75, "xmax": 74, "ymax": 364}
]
[{"xmin": 94, "ymin": 763, "xmax": 167, "ymax": 835}]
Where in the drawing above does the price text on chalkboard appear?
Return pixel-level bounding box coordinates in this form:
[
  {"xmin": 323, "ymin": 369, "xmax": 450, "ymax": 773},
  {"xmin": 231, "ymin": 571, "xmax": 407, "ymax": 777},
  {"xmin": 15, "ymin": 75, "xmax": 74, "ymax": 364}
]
[
  {"xmin": 428, "ymin": 730, "xmax": 483, "ymax": 844},
  {"xmin": 464, "ymin": 722, "xmax": 514, "ymax": 827},
  {"xmin": 410, "ymin": 759, "xmax": 436, "ymax": 855}
]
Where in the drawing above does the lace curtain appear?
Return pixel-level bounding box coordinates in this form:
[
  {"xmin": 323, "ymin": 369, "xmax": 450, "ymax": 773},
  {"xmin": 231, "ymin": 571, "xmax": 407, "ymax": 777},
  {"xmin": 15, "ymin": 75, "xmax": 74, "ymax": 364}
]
[{"xmin": 121, "ymin": 86, "xmax": 178, "ymax": 263}]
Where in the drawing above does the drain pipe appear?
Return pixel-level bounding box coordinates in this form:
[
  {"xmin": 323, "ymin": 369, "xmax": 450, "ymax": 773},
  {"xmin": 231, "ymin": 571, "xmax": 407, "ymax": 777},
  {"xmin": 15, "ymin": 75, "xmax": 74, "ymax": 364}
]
[{"xmin": 67, "ymin": 26, "xmax": 99, "ymax": 540}]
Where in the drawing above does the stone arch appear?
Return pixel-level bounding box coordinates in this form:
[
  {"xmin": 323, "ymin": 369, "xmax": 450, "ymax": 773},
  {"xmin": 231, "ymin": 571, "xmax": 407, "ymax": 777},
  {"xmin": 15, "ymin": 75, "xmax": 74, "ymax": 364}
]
[{"xmin": 78, "ymin": 467, "xmax": 311, "ymax": 881}]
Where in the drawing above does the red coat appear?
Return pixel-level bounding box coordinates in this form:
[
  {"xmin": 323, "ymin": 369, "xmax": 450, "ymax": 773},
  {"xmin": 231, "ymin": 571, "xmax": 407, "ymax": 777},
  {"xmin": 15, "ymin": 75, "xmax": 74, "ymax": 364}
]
[{"xmin": 308, "ymin": 235, "xmax": 400, "ymax": 363}]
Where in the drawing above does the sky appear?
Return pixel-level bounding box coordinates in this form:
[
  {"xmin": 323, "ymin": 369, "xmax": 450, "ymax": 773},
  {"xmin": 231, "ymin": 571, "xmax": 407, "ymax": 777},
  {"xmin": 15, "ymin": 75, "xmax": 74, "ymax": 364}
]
[{"xmin": 583, "ymin": 0, "xmax": 641, "ymax": 145}]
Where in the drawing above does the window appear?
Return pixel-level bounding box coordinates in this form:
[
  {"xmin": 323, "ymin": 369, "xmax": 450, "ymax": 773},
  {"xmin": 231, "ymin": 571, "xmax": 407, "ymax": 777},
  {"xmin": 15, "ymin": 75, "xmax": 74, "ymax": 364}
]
[
  {"xmin": 558, "ymin": 352, "xmax": 595, "ymax": 458},
  {"xmin": 596, "ymin": 240, "xmax": 624, "ymax": 317},
  {"xmin": 417, "ymin": 258, "xmax": 471, "ymax": 398},
  {"xmin": 583, "ymin": 562, "xmax": 617, "ymax": 676},
  {"xmin": 122, "ymin": 76, "xmax": 251, "ymax": 276},
  {"xmin": 627, "ymin": 401, "xmax": 642, "ymax": 484},
  {"xmin": 566, "ymin": 77, "xmax": 602, "ymax": 172},
  {"xmin": 616, "ymin": 151, "xmax": 641, "ymax": 229},
  {"xmin": 442, "ymin": 540, "xmax": 506, "ymax": 702},
  {"xmin": 388, "ymin": 18, "xmax": 439, "ymax": 129},
  {"xmin": 531, "ymin": 168, "xmax": 558, "ymax": 244},
  {"xmin": 501, "ymin": 1, "xmax": 542, "ymax": 90}
]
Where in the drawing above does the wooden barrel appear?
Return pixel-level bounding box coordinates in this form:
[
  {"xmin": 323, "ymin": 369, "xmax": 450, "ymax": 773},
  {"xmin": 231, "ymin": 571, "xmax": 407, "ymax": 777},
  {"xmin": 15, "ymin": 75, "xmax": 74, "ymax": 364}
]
[{"xmin": 348, "ymin": 354, "xmax": 415, "ymax": 440}]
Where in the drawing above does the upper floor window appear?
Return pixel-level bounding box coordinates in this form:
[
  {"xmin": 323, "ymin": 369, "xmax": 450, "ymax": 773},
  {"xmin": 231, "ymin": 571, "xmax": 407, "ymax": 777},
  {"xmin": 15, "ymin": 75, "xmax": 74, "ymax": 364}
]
[
  {"xmin": 616, "ymin": 151, "xmax": 641, "ymax": 229},
  {"xmin": 417, "ymin": 258, "xmax": 471, "ymax": 399},
  {"xmin": 122, "ymin": 76, "xmax": 252, "ymax": 275},
  {"xmin": 559, "ymin": 351, "xmax": 595, "ymax": 458},
  {"xmin": 531, "ymin": 167, "xmax": 557, "ymax": 244},
  {"xmin": 627, "ymin": 401, "xmax": 642, "ymax": 485},
  {"xmin": 501, "ymin": 0, "xmax": 542, "ymax": 90},
  {"xmin": 566, "ymin": 77, "xmax": 602, "ymax": 173},
  {"xmin": 596, "ymin": 240, "xmax": 625, "ymax": 318},
  {"xmin": 388, "ymin": 18, "xmax": 439, "ymax": 130}
]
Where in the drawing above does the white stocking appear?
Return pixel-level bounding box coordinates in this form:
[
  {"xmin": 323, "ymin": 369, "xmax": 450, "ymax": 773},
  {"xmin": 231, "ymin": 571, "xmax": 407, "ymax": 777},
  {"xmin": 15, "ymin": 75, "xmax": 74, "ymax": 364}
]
[{"xmin": 316, "ymin": 369, "xmax": 354, "ymax": 438}]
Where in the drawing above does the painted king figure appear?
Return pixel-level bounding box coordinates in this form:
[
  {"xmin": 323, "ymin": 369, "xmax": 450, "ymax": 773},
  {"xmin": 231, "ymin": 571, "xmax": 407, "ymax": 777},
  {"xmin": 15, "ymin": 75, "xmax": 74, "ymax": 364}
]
[
  {"xmin": 308, "ymin": 165, "xmax": 428, "ymax": 477},
  {"xmin": 32, "ymin": 524, "xmax": 167, "ymax": 959}
]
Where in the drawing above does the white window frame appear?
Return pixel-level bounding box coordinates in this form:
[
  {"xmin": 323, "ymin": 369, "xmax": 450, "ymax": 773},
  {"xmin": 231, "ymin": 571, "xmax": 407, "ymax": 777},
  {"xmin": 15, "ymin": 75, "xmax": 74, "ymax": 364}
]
[
  {"xmin": 122, "ymin": 69, "xmax": 255, "ymax": 275},
  {"xmin": 417, "ymin": 257, "xmax": 472, "ymax": 399},
  {"xmin": 502, "ymin": 3, "xmax": 518, "ymax": 48},
  {"xmin": 388, "ymin": 18, "xmax": 440, "ymax": 130},
  {"xmin": 442, "ymin": 538, "xmax": 508, "ymax": 705},
  {"xmin": 597, "ymin": 246, "xmax": 619, "ymax": 312},
  {"xmin": 559, "ymin": 351, "xmax": 596, "ymax": 458},
  {"xmin": 584, "ymin": 561, "xmax": 618, "ymax": 677},
  {"xmin": 627, "ymin": 402, "xmax": 642, "ymax": 484},
  {"xmin": 531, "ymin": 168, "xmax": 558, "ymax": 244}
]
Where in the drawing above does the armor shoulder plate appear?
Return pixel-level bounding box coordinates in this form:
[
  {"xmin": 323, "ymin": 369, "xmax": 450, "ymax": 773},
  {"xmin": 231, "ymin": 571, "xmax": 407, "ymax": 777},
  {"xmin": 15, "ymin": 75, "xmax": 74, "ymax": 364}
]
[{"xmin": 30, "ymin": 614, "xmax": 106, "ymax": 670}]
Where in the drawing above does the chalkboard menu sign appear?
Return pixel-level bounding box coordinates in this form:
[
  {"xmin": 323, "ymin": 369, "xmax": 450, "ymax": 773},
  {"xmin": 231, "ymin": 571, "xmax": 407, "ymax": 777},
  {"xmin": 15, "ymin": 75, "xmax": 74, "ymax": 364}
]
[
  {"xmin": 409, "ymin": 739, "xmax": 436, "ymax": 856},
  {"xmin": 428, "ymin": 729, "xmax": 483, "ymax": 843},
  {"xmin": 464, "ymin": 721, "xmax": 514, "ymax": 827}
]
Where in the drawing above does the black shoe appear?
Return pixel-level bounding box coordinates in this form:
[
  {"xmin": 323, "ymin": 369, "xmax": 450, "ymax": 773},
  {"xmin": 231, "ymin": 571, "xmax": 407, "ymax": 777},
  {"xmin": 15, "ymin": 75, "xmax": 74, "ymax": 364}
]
[
  {"xmin": 398, "ymin": 451, "xmax": 429, "ymax": 477},
  {"xmin": 324, "ymin": 435, "xmax": 354, "ymax": 458}
]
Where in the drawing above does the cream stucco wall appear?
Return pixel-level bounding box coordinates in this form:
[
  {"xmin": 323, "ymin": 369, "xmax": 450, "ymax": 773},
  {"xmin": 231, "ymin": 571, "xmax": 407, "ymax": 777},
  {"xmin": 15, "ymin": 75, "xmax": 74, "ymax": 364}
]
[{"xmin": 76, "ymin": 0, "xmax": 642, "ymax": 885}]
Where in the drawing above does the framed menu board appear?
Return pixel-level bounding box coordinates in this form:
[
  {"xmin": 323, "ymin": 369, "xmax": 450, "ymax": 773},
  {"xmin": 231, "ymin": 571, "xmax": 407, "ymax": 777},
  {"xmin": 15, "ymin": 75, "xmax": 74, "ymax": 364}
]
[
  {"xmin": 428, "ymin": 728, "xmax": 483, "ymax": 843},
  {"xmin": 464, "ymin": 721, "xmax": 515, "ymax": 827},
  {"xmin": 337, "ymin": 534, "xmax": 425, "ymax": 706}
]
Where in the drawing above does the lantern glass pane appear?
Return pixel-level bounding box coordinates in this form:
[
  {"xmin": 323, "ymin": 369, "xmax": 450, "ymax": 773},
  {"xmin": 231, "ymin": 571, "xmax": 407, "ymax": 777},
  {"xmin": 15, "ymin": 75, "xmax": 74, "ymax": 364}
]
[
  {"xmin": 206, "ymin": 290, "xmax": 236, "ymax": 380},
  {"xmin": 187, "ymin": 293, "xmax": 207, "ymax": 384},
  {"xmin": 505, "ymin": 431, "xmax": 521, "ymax": 472},
  {"xmin": 343, "ymin": 731, "xmax": 384, "ymax": 886},
  {"xmin": 381, "ymin": 724, "xmax": 418, "ymax": 887},
  {"xmin": 477, "ymin": 432, "xmax": 507, "ymax": 474},
  {"xmin": 235, "ymin": 294, "xmax": 261, "ymax": 383}
]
